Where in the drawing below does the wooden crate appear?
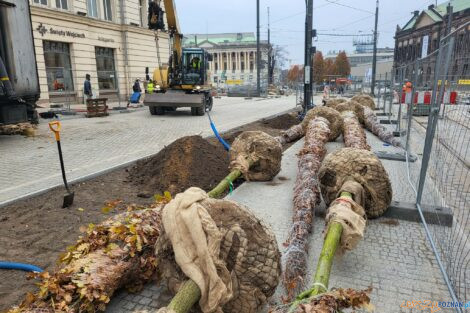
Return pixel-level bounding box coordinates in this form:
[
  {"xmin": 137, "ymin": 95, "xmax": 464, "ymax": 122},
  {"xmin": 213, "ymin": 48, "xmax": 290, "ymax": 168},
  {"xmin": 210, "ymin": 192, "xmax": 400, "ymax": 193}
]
[{"xmin": 86, "ymin": 98, "xmax": 109, "ymax": 118}]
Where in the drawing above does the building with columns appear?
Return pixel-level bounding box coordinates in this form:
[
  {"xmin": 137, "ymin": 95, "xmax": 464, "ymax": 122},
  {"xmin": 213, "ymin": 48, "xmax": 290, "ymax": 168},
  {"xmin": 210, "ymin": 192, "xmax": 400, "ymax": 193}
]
[
  {"xmin": 29, "ymin": 0, "xmax": 170, "ymax": 105},
  {"xmin": 183, "ymin": 33, "xmax": 270, "ymax": 89}
]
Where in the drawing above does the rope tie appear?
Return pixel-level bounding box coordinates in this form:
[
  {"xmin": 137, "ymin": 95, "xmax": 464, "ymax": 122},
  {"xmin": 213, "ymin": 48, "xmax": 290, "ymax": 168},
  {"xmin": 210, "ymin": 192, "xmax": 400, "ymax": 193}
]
[{"xmin": 225, "ymin": 178, "xmax": 234, "ymax": 195}]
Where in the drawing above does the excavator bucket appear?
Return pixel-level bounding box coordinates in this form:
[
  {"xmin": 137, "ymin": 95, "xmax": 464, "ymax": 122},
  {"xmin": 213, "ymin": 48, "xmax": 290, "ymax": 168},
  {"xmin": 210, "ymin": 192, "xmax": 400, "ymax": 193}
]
[{"xmin": 144, "ymin": 90, "xmax": 204, "ymax": 108}]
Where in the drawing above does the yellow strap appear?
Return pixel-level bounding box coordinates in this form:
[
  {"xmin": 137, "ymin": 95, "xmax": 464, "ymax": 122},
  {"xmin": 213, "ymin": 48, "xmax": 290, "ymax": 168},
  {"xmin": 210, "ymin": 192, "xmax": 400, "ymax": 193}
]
[{"xmin": 0, "ymin": 77, "xmax": 9, "ymax": 81}]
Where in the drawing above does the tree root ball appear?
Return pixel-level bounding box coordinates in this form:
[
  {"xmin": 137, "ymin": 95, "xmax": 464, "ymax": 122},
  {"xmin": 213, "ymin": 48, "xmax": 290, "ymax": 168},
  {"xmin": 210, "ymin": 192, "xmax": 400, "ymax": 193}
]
[
  {"xmin": 318, "ymin": 148, "xmax": 392, "ymax": 218},
  {"xmin": 334, "ymin": 100, "xmax": 365, "ymax": 124},
  {"xmin": 302, "ymin": 107, "xmax": 343, "ymax": 141},
  {"xmin": 229, "ymin": 131, "xmax": 283, "ymax": 181},
  {"xmin": 351, "ymin": 94, "xmax": 376, "ymax": 110},
  {"xmin": 324, "ymin": 98, "xmax": 347, "ymax": 109},
  {"xmin": 156, "ymin": 198, "xmax": 281, "ymax": 313}
]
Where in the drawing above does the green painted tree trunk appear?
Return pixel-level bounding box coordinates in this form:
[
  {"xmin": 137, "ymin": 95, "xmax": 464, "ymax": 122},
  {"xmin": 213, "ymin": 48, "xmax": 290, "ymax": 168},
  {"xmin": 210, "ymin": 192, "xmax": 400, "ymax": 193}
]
[
  {"xmin": 289, "ymin": 192, "xmax": 351, "ymax": 311},
  {"xmin": 207, "ymin": 169, "xmax": 242, "ymax": 198}
]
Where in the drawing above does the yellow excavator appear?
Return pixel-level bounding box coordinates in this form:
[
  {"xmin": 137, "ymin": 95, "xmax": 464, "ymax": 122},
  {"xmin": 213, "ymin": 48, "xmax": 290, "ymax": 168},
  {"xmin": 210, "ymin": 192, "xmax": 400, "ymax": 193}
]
[{"xmin": 144, "ymin": 0, "xmax": 213, "ymax": 116}]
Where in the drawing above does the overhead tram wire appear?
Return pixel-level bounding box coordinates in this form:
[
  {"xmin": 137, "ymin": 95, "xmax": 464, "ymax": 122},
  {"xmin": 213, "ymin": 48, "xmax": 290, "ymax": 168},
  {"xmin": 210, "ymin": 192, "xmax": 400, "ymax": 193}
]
[
  {"xmin": 324, "ymin": 0, "xmax": 374, "ymax": 14},
  {"xmin": 259, "ymin": 0, "xmax": 341, "ymax": 27}
]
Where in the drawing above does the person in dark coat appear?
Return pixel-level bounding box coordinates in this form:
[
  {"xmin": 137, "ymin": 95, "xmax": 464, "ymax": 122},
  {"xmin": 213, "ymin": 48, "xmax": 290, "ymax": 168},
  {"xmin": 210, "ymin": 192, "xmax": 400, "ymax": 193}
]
[{"xmin": 83, "ymin": 74, "xmax": 92, "ymax": 103}]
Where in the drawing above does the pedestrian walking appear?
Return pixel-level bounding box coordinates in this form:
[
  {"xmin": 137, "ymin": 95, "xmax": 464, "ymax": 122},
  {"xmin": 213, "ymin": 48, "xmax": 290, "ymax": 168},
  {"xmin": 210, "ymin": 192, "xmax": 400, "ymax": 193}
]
[
  {"xmin": 83, "ymin": 74, "xmax": 92, "ymax": 104},
  {"xmin": 129, "ymin": 79, "xmax": 142, "ymax": 106}
]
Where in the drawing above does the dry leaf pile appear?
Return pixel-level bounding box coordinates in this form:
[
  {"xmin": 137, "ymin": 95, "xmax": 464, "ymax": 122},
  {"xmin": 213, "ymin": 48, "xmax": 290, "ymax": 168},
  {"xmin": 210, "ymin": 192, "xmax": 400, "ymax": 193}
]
[{"xmin": 8, "ymin": 195, "xmax": 172, "ymax": 313}]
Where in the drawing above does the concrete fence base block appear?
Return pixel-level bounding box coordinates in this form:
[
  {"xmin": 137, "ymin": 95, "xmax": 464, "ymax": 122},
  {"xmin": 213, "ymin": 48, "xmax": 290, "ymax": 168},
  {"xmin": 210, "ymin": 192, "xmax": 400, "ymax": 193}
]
[
  {"xmin": 315, "ymin": 201, "xmax": 453, "ymax": 227},
  {"xmin": 374, "ymin": 151, "xmax": 417, "ymax": 162},
  {"xmin": 376, "ymin": 112, "xmax": 392, "ymax": 116},
  {"xmin": 393, "ymin": 130, "xmax": 407, "ymax": 137},
  {"xmin": 383, "ymin": 201, "xmax": 453, "ymax": 227},
  {"xmin": 380, "ymin": 119, "xmax": 398, "ymax": 124}
]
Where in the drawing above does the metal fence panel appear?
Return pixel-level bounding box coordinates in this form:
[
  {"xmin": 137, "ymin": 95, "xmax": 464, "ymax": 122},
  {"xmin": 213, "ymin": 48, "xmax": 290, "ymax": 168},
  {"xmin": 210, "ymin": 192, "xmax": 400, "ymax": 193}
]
[{"xmin": 400, "ymin": 23, "xmax": 470, "ymax": 310}]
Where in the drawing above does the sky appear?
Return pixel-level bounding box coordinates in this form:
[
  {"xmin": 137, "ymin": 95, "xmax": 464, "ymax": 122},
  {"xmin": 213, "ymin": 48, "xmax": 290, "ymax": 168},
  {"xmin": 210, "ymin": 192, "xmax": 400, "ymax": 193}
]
[{"xmin": 177, "ymin": 0, "xmax": 445, "ymax": 68}]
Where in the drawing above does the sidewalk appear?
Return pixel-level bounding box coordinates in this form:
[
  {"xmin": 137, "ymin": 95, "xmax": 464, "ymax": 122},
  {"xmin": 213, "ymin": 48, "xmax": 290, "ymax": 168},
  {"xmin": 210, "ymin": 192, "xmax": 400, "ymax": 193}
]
[{"xmin": 105, "ymin": 122, "xmax": 452, "ymax": 313}]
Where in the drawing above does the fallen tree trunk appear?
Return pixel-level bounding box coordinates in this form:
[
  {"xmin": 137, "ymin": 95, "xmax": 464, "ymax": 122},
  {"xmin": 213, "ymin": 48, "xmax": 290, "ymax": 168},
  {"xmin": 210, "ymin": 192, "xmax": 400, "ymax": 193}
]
[
  {"xmin": 340, "ymin": 111, "xmax": 370, "ymax": 151},
  {"xmin": 277, "ymin": 124, "xmax": 304, "ymax": 145},
  {"xmin": 362, "ymin": 106, "xmax": 403, "ymax": 148},
  {"xmin": 282, "ymin": 117, "xmax": 330, "ymax": 297}
]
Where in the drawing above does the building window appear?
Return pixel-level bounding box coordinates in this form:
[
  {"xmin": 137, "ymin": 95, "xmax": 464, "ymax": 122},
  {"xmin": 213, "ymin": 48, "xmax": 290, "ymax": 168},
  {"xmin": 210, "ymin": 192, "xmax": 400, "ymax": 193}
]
[
  {"xmin": 215, "ymin": 63, "xmax": 218, "ymax": 71},
  {"xmin": 232, "ymin": 62, "xmax": 236, "ymax": 73},
  {"xmin": 87, "ymin": 0, "xmax": 98, "ymax": 18},
  {"xmin": 56, "ymin": 0, "xmax": 68, "ymax": 9},
  {"xmin": 250, "ymin": 61, "xmax": 254, "ymax": 72},
  {"xmin": 223, "ymin": 62, "xmax": 227, "ymax": 71},
  {"xmin": 34, "ymin": 0, "xmax": 48, "ymax": 5},
  {"xmin": 43, "ymin": 41, "xmax": 74, "ymax": 93},
  {"xmin": 102, "ymin": 0, "xmax": 112, "ymax": 21},
  {"xmin": 463, "ymin": 64, "xmax": 469, "ymax": 77},
  {"xmin": 95, "ymin": 47, "xmax": 117, "ymax": 90}
]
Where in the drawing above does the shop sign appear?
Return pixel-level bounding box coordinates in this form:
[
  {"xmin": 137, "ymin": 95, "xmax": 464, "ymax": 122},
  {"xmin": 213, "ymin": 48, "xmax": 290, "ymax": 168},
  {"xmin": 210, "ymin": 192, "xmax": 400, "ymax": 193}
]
[
  {"xmin": 98, "ymin": 37, "xmax": 115, "ymax": 43},
  {"xmin": 36, "ymin": 23, "xmax": 86, "ymax": 38},
  {"xmin": 458, "ymin": 79, "xmax": 470, "ymax": 85}
]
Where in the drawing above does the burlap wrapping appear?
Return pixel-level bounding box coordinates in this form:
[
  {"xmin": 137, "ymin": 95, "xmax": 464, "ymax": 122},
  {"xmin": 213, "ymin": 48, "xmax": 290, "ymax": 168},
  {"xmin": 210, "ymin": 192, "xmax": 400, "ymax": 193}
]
[
  {"xmin": 351, "ymin": 94, "xmax": 376, "ymax": 110},
  {"xmin": 363, "ymin": 106, "xmax": 403, "ymax": 148},
  {"xmin": 318, "ymin": 148, "xmax": 392, "ymax": 218},
  {"xmin": 156, "ymin": 188, "xmax": 281, "ymax": 313},
  {"xmin": 230, "ymin": 131, "xmax": 283, "ymax": 181},
  {"xmin": 334, "ymin": 100, "xmax": 365, "ymax": 124},
  {"xmin": 278, "ymin": 124, "xmax": 304, "ymax": 145},
  {"xmin": 340, "ymin": 111, "xmax": 371, "ymax": 151},
  {"xmin": 325, "ymin": 195, "xmax": 366, "ymax": 251},
  {"xmin": 325, "ymin": 98, "xmax": 347, "ymax": 109},
  {"xmin": 282, "ymin": 117, "xmax": 330, "ymax": 295},
  {"xmin": 301, "ymin": 106, "xmax": 343, "ymax": 141}
]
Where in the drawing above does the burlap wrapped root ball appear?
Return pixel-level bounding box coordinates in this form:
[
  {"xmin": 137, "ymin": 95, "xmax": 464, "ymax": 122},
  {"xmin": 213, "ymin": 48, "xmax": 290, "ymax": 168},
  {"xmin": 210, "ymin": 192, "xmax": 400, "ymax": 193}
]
[
  {"xmin": 334, "ymin": 100, "xmax": 365, "ymax": 124},
  {"xmin": 155, "ymin": 193, "xmax": 281, "ymax": 313},
  {"xmin": 301, "ymin": 107, "xmax": 343, "ymax": 141},
  {"xmin": 324, "ymin": 98, "xmax": 347, "ymax": 109},
  {"xmin": 318, "ymin": 148, "xmax": 392, "ymax": 218},
  {"xmin": 351, "ymin": 94, "xmax": 376, "ymax": 110},
  {"xmin": 230, "ymin": 131, "xmax": 283, "ymax": 181}
]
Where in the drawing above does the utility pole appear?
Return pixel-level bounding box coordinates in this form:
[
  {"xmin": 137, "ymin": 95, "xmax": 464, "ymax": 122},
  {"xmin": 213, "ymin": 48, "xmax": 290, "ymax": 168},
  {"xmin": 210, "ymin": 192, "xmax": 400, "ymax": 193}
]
[
  {"xmin": 371, "ymin": 0, "xmax": 379, "ymax": 96},
  {"xmin": 257, "ymin": 0, "xmax": 261, "ymax": 96},
  {"xmin": 268, "ymin": 7, "xmax": 272, "ymax": 85},
  {"xmin": 303, "ymin": 0, "xmax": 313, "ymax": 113},
  {"xmin": 446, "ymin": 3, "xmax": 453, "ymax": 35}
]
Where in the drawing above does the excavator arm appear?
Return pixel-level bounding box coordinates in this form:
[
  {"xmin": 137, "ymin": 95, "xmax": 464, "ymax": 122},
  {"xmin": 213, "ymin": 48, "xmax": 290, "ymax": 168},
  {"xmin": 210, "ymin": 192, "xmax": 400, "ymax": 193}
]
[{"xmin": 162, "ymin": 0, "xmax": 182, "ymax": 65}]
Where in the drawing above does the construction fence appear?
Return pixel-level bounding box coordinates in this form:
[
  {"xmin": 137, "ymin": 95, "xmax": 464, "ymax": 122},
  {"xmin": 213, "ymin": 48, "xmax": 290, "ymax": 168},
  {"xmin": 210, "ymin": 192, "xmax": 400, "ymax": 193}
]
[{"xmin": 389, "ymin": 21, "xmax": 470, "ymax": 311}]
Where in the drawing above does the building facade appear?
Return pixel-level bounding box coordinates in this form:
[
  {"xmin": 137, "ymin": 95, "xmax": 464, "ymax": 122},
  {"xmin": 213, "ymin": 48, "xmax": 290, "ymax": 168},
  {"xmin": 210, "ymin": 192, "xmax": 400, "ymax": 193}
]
[
  {"xmin": 29, "ymin": 0, "xmax": 170, "ymax": 104},
  {"xmin": 325, "ymin": 48, "xmax": 394, "ymax": 68},
  {"xmin": 394, "ymin": 0, "xmax": 470, "ymax": 84},
  {"xmin": 183, "ymin": 33, "xmax": 271, "ymax": 89}
]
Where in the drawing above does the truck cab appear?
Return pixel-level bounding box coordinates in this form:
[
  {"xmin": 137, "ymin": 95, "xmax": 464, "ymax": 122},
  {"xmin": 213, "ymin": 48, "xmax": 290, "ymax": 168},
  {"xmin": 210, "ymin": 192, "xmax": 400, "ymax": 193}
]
[
  {"xmin": 0, "ymin": 0, "xmax": 40, "ymax": 126},
  {"xmin": 176, "ymin": 48, "xmax": 212, "ymax": 87}
]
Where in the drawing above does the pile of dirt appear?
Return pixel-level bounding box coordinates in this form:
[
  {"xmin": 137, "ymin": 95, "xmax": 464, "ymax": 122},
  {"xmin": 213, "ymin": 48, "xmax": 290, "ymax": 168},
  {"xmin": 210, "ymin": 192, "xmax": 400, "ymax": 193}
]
[{"xmin": 129, "ymin": 136, "xmax": 230, "ymax": 196}]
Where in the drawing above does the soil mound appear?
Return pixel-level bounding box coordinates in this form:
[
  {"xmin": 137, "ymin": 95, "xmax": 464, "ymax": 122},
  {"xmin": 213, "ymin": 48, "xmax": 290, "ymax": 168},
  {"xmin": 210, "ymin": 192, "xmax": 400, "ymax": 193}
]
[
  {"xmin": 129, "ymin": 136, "xmax": 230, "ymax": 195},
  {"xmin": 261, "ymin": 113, "xmax": 298, "ymax": 129}
]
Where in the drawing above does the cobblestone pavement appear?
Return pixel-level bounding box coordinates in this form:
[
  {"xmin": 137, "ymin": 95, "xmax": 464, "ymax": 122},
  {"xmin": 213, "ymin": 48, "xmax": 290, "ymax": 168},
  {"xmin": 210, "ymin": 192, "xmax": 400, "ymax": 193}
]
[
  {"xmin": 0, "ymin": 96, "xmax": 296, "ymax": 207},
  {"xmin": 106, "ymin": 118, "xmax": 454, "ymax": 312}
]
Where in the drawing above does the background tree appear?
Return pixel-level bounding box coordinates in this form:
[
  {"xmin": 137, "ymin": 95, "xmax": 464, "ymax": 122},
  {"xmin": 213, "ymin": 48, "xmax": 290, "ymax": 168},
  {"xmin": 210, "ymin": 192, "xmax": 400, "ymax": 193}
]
[
  {"xmin": 313, "ymin": 52, "xmax": 325, "ymax": 84},
  {"xmin": 334, "ymin": 51, "xmax": 351, "ymax": 77},
  {"xmin": 287, "ymin": 65, "xmax": 304, "ymax": 86},
  {"xmin": 324, "ymin": 59, "xmax": 336, "ymax": 81},
  {"xmin": 270, "ymin": 45, "xmax": 288, "ymax": 84}
]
